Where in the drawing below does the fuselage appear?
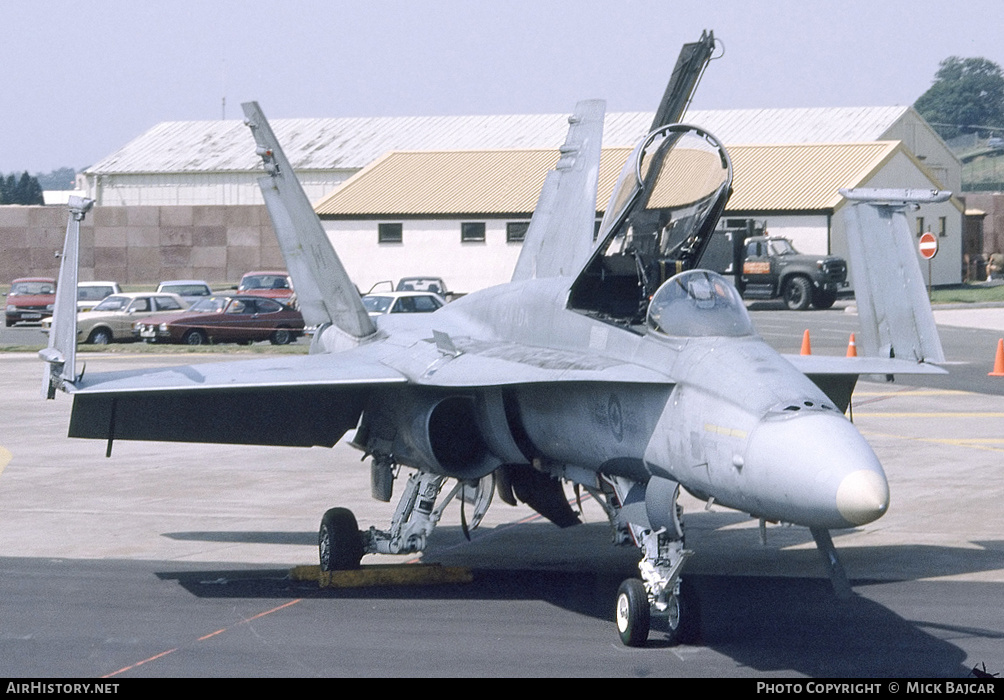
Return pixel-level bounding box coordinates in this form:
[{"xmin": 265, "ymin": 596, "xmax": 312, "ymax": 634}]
[{"xmin": 323, "ymin": 272, "xmax": 889, "ymax": 531}]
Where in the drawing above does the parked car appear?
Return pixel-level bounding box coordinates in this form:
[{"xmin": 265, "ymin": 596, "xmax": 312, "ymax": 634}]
[
  {"xmin": 362, "ymin": 291, "xmax": 446, "ymax": 316},
  {"xmin": 156, "ymin": 279, "xmax": 213, "ymax": 305},
  {"xmin": 369, "ymin": 276, "xmax": 459, "ymax": 302},
  {"xmin": 42, "ymin": 292, "xmax": 188, "ymax": 344},
  {"xmin": 76, "ymin": 281, "xmax": 122, "ymax": 312},
  {"xmin": 134, "ymin": 295, "xmax": 304, "ymax": 345},
  {"xmin": 5, "ymin": 277, "xmax": 56, "ymax": 327},
  {"xmin": 236, "ymin": 270, "xmax": 295, "ymax": 305}
]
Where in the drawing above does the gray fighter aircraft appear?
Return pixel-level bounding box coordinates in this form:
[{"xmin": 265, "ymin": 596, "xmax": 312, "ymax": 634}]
[{"xmin": 41, "ymin": 34, "xmax": 947, "ymax": 646}]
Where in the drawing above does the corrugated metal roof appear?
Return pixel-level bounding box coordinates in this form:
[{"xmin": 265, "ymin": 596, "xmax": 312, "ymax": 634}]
[
  {"xmin": 315, "ymin": 141, "xmax": 905, "ymax": 217},
  {"xmin": 86, "ymin": 107, "xmax": 913, "ymax": 175}
]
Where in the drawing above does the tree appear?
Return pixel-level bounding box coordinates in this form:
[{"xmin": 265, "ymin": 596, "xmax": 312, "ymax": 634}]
[
  {"xmin": 0, "ymin": 171, "xmax": 45, "ymax": 205},
  {"xmin": 914, "ymin": 56, "xmax": 1004, "ymax": 140}
]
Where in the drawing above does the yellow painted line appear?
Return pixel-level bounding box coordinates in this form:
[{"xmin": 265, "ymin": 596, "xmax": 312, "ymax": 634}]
[
  {"xmin": 853, "ymin": 390, "xmax": 967, "ymax": 396},
  {"xmin": 854, "ymin": 412, "xmax": 1004, "ymax": 418},
  {"xmin": 0, "ymin": 446, "xmax": 11, "ymax": 477},
  {"xmin": 861, "ymin": 431, "xmax": 1004, "ymax": 454},
  {"xmin": 292, "ymin": 563, "xmax": 474, "ymax": 588},
  {"xmin": 703, "ymin": 423, "xmax": 748, "ymax": 439}
]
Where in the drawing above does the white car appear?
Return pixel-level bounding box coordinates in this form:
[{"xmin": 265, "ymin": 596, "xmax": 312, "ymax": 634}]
[
  {"xmin": 361, "ymin": 291, "xmax": 445, "ymax": 316},
  {"xmin": 156, "ymin": 279, "xmax": 213, "ymax": 305},
  {"xmin": 77, "ymin": 281, "xmax": 122, "ymax": 312}
]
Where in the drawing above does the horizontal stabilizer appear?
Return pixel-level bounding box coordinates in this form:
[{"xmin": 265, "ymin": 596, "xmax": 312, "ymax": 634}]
[{"xmin": 839, "ymin": 188, "xmax": 947, "ymax": 364}]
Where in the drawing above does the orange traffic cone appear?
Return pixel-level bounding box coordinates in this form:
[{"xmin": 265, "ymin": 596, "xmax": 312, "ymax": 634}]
[
  {"xmin": 846, "ymin": 333, "xmax": 858, "ymax": 357},
  {"xmin": 800, "ymin": 330, "xmax": 812, "ymax": 356},
  {"xmin": 989, "ymin": 339, "xmax": 1004, "ymax": 377}
]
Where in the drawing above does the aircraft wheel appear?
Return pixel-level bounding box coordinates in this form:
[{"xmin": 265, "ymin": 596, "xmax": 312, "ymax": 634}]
[
  {"xmin": 615, "ymin": 578, "xmax": 650, "ymax": 647},
  {"xmin": 319, "ymin": 507, "xmax": 364, "ymax": 571},
  {"xmin": 183, "ymin": 329, "xmax": 207, "ymax": 345},
  {"xmin": 783, "ymin": 277, "xmax": 812, "ymax": 311}
]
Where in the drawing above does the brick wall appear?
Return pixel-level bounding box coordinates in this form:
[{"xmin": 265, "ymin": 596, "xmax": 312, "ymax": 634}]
[{"xmin": 0, "ymin": 204, "xmax": 283, "ymax": 286}]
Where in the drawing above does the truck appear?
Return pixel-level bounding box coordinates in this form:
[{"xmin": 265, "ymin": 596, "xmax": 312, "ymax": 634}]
[{"xmin": 700, "ymin": 220, "xmax": 848, "ymax": 310}]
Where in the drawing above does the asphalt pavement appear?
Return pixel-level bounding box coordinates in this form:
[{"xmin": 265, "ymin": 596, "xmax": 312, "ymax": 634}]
[{"xmin": 0, "ymin": 306, "xmax": 1003, "ymax": 677}]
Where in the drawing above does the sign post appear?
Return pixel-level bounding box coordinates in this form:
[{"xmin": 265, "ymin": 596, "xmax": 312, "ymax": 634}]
[{"xmin": 919, "ymin": 232, "xmax": 938, "ymax": 300}]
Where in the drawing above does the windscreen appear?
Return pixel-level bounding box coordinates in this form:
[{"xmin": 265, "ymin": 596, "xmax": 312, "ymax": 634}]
[{"xmin": 647, "ymin": 270, "xmax": 754, "ymax": 338}]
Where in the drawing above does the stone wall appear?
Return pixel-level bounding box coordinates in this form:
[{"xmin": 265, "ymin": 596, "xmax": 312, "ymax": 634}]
[{"xmin": 0, "ymin": 204, "xmax": 282, "ymax": 286}]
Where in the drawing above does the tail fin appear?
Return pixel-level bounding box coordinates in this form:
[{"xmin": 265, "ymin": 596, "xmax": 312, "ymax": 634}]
[
  {"xmin": 40, "ymin": 196, "xmax": 93, "ymax": 398},
  {"xmin": 511, "ymin": 99, "xmax": 605, "ymax": 282},
  {"xmin": 839, "ymin": 188, "xmax": 948, "ymax": 363},
  {"xmin": 242, "ymin": 101, "xmax": 376, "ymax": 343}
]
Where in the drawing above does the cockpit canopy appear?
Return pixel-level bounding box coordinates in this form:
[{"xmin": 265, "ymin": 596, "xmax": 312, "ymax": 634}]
[
  {"xmin": 569, "ymin": 124, "xmax": 732, "ymax": 326},
  {"xmin": 647, "ymin": 270, "xmax": 754, "ymax": 338}
]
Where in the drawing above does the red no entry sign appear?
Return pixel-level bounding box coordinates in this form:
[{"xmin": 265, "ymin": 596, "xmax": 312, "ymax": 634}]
[{"xmin": 919, "ymin": 232, "xmax": 938, "ymax": 260}]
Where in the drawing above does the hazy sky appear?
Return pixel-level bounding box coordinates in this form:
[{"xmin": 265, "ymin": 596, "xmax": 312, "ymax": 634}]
[{"xmin": 3, "ymin": 0, "xmax": 1002, "ymax": 175}]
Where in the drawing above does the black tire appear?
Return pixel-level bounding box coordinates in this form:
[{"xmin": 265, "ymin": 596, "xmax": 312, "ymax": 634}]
[
  {"xmin": 319, "ymin": 507, "xmax": 364, "ymax": 571},
  {"xmin": 615, "ymin": 578, "xmax": 650, "ymax": 647},
  {"xmin": 783, "ymin": 276, "xmax": 812, "ymax": 311},
  {"xmin": 812, "ymin": 289, "xmax": 837, "ymax": 310},
  {"xmin": 270, "ymin": 328, "xmax": 292, "ymax": 345},
  {"xmin": 88, "ymin": 328, "xmax": 113, "ymax": 345},
  {"xmin": 182, "ymin": 329, "xmax": 207, "ymax": 346}
]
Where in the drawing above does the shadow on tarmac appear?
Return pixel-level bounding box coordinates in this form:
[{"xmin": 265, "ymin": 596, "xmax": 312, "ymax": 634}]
[{"xmin": 148, "ymin": 520, "xmax": 1004, "ymax": 678}]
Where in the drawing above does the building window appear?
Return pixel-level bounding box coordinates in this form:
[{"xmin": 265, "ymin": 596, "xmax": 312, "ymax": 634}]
[
  {"xmin": 461, "ymin": 222, "xmax": 486, "ymax": 243},
  {"xmin": 506, "ymin": 221, "xmax": 529, "ymax": 243},
  {"xmin": 916, "ymin": 217, "xmax": 925, "ymax": 237},
  {"xmin": 378, "ymin": 223, "xmax": 403, "ymax": 243},
  {"xmin": 939, "ymin": 216, "xmax": 947, "ymax": 238}
]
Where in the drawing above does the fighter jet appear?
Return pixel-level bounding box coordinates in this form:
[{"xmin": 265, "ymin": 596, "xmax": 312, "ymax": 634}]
[{"xmin": 41, "ymin": 33, "xmax": 947, "ymax": 646}]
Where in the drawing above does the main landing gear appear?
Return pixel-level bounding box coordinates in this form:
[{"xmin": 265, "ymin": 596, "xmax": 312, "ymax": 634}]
[{"xmin": 317, "ymin": 465, "xmax": 495, "ymax": 572}]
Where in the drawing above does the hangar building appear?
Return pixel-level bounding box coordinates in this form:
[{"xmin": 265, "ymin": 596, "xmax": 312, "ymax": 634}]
[{"xmin": 1, "ymin": 106, "xmax": 961, "ymax": 288}]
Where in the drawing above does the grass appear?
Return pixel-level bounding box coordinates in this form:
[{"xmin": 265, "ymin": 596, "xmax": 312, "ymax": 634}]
[{"xmin": 930, "ymin": 283, "xmax": 1004, "ymax": 304}]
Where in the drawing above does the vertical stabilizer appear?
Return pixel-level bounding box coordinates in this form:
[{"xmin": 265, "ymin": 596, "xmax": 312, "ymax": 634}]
[
  {"xmin": 840, "ymin": 188, "xmax": 948, "ymax": 363},
  {"xmin": 511, "ymin": 99, "xmax": 605, "ymax": 282},
  {"xmin": 40, "ymin": 196, "xmax": 94, "ymax": 398},
  {"xmin": 242, "ymin": 102, "xmax": 376, "ymax": 341}
]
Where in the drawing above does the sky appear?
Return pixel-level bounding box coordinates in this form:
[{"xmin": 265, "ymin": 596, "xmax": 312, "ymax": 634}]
[{"xmin": 2, "ymin": 0, "xmax": 1003, "ymax": 175}]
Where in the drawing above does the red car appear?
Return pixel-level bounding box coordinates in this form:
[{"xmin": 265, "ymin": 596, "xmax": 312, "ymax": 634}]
[
  {"xmin": 236, "ymin": 270, "xmax": 295, "ymax": 305},
  {"xmin": 134, "ymin": 295, "xmax": 304, "ymax": 345},
  {"xmin": 5, "ymin": 277, "xmax": 56, "ymax": 327}
]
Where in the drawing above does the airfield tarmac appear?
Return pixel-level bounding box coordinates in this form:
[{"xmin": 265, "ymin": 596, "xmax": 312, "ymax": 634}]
[{"xmin": 0, "ymin": 307, "xmax": 1003, "ymax": 677}]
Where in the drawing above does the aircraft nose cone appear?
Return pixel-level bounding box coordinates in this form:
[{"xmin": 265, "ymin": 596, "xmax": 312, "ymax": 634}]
[
  {"xmin": 836, "ymin": 469, "xmax": 889, "ymax": 525},
  {"xmin": 743, "ymin": 411, "xmax": 888, "ymax": 529}
]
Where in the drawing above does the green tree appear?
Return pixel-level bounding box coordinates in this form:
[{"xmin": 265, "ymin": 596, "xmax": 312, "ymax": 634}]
[
  {"xmin": 0, "ymin": 171, "xmax": 45, "ymax": 205},
  {"xmin": 915, "ymin": 56, "xmax": 1004, "ymax": 140}
]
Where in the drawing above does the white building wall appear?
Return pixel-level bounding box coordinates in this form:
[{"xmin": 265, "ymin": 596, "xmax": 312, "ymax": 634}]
[
  {"xmin": 883, "ymin": 113, "xmax": 961, "ymax": 193},
  {"xmin": 755, "ymin": 215, "xmax": 830, "ymax": 255},
  {"xmin": 324, "ymin": 218, "xmax": 527, "ymax": 294},
  {"xmin": 830, "ymin": 150, "xmax": 962, "ymax": 286}
]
